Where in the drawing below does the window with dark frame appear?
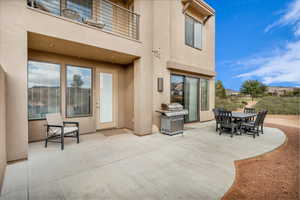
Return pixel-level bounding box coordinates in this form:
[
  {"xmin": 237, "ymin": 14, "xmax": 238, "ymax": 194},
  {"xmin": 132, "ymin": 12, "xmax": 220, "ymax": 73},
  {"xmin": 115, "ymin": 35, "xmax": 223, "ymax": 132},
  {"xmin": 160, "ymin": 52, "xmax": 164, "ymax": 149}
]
[
  {"xmin": 185, "ymin": 15, "xmax": 203, "ymax": 49},
  {"xmin": 66, "ymin": 65, "xmax": 92, "ymax": 118},
  {"xmin": 28, "ymin": 61, "xmax": 61, "ymax": 120}
]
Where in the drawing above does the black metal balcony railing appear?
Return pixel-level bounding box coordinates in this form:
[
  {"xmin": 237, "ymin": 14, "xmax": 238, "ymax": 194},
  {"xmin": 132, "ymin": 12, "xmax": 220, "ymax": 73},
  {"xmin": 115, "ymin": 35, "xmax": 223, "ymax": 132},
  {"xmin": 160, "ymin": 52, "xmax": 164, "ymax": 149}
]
[{"xmin": 27, "ymin": 0, "xmax": 140, "ymax": 40}]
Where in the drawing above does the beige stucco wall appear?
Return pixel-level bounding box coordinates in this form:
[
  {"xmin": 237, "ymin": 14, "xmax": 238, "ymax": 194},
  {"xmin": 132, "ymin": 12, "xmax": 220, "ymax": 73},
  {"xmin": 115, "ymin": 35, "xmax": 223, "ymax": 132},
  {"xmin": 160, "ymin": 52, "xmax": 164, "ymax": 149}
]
[
  {"xmin": 151, "ymin": 0, "xmax": 215, "ymax": 129},
  {"xmin": 0, "ymin": 66, "xmax": 6, "ymax": 192},
  {"xmin": 132, "ymin": 0, "xmax": 154, "ymax": 135},
  {"xmin": 26, "ymin": 6, "xmax": 142, "ymax": 58},
  {"xmin": 170, "ymin": 1, "xmax": 215, "ymax": 71},
  {"xmin": 0, "ymin": 0, "xmax": 29, "ymax": 162},
  {"xmin": 0, "ymin": 0, "xmax": 215, "ymax": 161},
  {"xmin": 123, "ymin": 64, "xmax": 135, "ymax": 130},
  {"xmin": 0, "ymin": 0, "xmax": 142, "ymax": 161},
  {"xmin": 28, "ymin": 50, "xmax": 134, "ymax": 142}
]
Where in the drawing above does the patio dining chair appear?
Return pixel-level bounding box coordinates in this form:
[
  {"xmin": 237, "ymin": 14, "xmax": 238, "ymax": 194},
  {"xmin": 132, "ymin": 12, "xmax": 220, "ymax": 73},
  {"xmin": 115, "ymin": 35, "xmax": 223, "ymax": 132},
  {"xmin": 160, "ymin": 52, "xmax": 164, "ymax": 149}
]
[
  {"xmin": 240, "ymin": 111, "xmax": 264, "ymax": 138},
  {"xmin": 244, "ymin": 107, "xmax": 256, "ymax": 113},
  {"xmin": 244, "ymin": 107, "xmax": 256, "ymax": 121},
  {"xmin": 259, "ymin": 110, "xmax": 268, "ymax": 134},
  {"xmin": 45, "ymin": 113, "xmax": 79, "ymax": 150},
  {"xmin": 213, "ymin": 108, "xmax": 226, "ymax": 132},
  {"xmin": 218, "ymin": 111, "xmax": 238, "ymax": 138}
]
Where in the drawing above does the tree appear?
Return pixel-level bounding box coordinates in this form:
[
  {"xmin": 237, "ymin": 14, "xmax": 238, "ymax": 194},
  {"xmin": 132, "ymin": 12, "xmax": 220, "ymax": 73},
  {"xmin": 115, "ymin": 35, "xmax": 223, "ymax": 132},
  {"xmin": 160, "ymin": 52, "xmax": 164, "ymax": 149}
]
[
  {"xmin": 240, "ymin": 80, "xmax": 266, "ymax": 101},
  {"xmin": 293, "ymin": 88, "xmax": 300, "ymax": 96},
  {"xmin": 71, "ymin": 74, "xmax": 84, "ymax": 88},
  {"xmin": 215, "ymin": 80, "xmax": 226, "ymax": 99}
]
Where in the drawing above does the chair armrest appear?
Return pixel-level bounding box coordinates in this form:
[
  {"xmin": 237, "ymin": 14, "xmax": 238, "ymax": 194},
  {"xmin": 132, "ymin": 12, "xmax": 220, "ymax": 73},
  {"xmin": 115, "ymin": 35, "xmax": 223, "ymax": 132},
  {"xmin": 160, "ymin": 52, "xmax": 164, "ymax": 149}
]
[{"xmin": 63, "ymin": 121, "xmax": 79, "ymax": 127}]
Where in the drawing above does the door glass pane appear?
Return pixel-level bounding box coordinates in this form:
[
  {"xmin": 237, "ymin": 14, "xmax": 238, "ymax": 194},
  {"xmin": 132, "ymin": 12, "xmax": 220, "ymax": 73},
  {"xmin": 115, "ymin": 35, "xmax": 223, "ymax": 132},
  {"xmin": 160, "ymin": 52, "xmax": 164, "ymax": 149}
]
[
  {"xmin": 184, "ymin": 77, "xmax": 199, "ymax": 122},
  {"xmin": 194, "ymin": 21, "xmax": 202, "ymax": 49},
  {"xmin": 100, "ymin": 73, "xmax": 113, "ymax": 123},
  {"xmin": 185, "ymin": 15, "xmax": 194, "ymax": 47},
  {"xmin": 170, "ymin": 75, "xmax": 184, "ymax": 106}
]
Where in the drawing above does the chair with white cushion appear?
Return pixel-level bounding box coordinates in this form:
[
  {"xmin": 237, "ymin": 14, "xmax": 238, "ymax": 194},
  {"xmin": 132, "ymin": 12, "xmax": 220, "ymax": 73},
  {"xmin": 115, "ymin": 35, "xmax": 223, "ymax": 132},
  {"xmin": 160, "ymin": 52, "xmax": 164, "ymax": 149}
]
[{"xmin": 45, "ymin": 113, "xmax": 79, "ymax": 150}]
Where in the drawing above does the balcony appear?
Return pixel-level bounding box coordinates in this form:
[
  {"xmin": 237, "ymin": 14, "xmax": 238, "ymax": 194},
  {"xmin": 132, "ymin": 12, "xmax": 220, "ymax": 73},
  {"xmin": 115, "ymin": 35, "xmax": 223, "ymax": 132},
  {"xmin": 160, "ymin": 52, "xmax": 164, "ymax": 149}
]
[{"xmin": 27, "ymin": 0, "xmax": 140, "ymax": 40}]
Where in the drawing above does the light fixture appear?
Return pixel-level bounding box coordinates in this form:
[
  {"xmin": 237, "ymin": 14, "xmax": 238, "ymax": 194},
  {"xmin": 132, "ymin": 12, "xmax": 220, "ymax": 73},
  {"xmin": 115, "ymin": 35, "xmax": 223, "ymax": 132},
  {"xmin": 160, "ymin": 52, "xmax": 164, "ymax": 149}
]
[{"xmin": 157, "ymin": 77, "xmax": 163, "ymax": 92}]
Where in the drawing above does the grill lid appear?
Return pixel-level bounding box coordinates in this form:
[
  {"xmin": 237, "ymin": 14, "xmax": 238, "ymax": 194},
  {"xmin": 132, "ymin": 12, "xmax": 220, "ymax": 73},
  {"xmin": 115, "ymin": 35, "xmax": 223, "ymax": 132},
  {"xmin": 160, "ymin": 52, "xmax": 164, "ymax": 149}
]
[
  {"xmin": 162, "ymin": 110, "xmax": 188, "ymax": 117},
  {"xmin": 161, "ymin": 103, "xmax": 183, "ymax": 111}
]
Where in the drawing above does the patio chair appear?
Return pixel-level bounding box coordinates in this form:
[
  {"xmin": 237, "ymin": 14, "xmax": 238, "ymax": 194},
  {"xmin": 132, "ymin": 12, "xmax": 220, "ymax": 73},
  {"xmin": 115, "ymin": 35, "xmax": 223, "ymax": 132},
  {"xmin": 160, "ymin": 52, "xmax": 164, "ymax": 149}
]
[
  {"xmin": 244, "ymin": 107, "xmax": 256, "ymax": 121},
  {"xmin": 45, "ymin": 113, "xmax": 79, "ymax": 150},
  {"xmin": 213, "ymin": 108, "xmax": 220, "ymax": 131},
  {"xmin": 244, "ymin": 107, "xmax": 256, "ymax": 113},
  {"xmin": 218, "ymin": 111, "xmax": 238, "ymax": 138},
  {"xmin": 213, "ymin": 108, "xmax": 226, "ymax": 131},
  {"xmin": 259, "ymin": 110, "xmax": 268, "ymax": 134},
  {"xmin": 240, "ymin": 111, "xmax": 264, "ymax": 138}
]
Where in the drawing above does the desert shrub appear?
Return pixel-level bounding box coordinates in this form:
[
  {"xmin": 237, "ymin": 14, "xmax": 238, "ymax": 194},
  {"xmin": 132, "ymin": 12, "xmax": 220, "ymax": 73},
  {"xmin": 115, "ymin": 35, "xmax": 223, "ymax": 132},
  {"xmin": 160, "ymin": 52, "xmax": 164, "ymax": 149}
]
[
  {"xmin": 215, "ymin": 97, "xmax": 244, "ymax": 111},
  {"xmin": 241, "ymin": 101, "xmax": 248, "ymax": 105},
  {"xmin": 254, "ymin": 96, "xmax": 300, "ymax": 115}
]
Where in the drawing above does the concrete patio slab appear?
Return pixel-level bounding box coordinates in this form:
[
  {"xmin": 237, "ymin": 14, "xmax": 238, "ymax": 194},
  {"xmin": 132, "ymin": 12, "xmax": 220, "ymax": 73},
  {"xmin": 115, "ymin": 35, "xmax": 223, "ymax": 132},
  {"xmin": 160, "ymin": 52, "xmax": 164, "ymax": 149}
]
[{"xmin": 0, "ymin": 122, "xmax": 286, "ymax": 200}]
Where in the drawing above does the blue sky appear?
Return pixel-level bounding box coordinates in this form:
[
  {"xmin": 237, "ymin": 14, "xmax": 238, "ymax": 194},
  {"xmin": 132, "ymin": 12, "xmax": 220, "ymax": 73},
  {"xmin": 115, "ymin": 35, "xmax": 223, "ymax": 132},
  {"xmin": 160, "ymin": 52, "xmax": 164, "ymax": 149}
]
[{"xmin": 205, "ymin": 0, "xmax": 300, "ymax": 91}]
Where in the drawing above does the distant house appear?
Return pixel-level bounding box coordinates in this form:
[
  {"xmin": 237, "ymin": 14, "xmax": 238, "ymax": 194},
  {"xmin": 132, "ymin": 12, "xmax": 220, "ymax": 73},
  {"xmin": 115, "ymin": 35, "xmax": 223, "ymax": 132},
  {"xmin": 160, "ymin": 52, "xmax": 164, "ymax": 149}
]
[
  {"xmin": 266, "ymin": 86, "xmax": 297, "ymax": 96},
  {"xmin": 226, "ymin": 89, "xmax": 240, "ymax": 96}
]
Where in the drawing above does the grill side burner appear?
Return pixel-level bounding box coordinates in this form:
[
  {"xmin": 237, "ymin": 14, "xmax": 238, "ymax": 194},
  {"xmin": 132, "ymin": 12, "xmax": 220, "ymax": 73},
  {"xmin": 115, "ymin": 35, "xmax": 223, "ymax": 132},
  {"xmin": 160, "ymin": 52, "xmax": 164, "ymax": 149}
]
[{"xmin": 156, "ymin": 103, "xmax": 188, "ymax": 136}]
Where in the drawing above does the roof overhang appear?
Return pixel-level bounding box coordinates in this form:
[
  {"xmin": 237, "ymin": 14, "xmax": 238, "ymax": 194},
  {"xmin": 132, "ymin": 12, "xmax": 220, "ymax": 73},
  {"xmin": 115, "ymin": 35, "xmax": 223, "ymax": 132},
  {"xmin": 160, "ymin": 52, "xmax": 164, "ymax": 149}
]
[
  {"xmin": 181, "ymin": 0, "xmax": 215, "ymax": 17},
  {"xmin": 167, "ymin": 60, "xmax": 216, "ymax": 77}
]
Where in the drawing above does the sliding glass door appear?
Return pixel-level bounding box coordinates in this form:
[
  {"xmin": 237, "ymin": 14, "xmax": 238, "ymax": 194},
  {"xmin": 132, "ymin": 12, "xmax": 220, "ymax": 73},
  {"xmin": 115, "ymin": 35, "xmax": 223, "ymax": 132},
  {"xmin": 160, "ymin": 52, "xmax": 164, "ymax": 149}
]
[
  {"xmin": 170, "ymin": 75, "xmax": 184, "ymax": 106},
  {"xmin": 184, "ymin": 77, "xmax": 199, "ymax": 122},
  {"xmin": 171, "ymin": 74, "xmax": 199, "ymax": 123}
]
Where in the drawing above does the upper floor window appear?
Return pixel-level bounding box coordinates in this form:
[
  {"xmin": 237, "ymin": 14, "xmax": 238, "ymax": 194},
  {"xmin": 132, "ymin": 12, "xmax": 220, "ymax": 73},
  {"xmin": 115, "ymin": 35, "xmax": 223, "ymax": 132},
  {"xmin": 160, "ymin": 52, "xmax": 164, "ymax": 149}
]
[
  {"xmin": 66, "ymin": 0, "xmax": 92, "ymax": 21},
  {"xmin": 66, "ymin": 65, "xmax": 92, "ymax": 117},
  {"xmin": 185, "ymin": 15, "xmax": 202, "ymax": 50},
  {"xmin": 28, "ymin": 61, "xmax": 61, "ymax": 120},
  {"xmin": 31, "ymin": 0, "xmax": 61, "ymax": 15}
]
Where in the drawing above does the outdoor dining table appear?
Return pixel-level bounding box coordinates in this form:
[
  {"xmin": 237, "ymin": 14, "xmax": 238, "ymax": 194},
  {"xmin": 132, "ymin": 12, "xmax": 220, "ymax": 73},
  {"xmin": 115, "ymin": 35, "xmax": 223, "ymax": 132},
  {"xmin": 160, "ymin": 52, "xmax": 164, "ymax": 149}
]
[
  {"xmin": 231, "ymin": 112, "xmax": 257, "ymax": 134},
  {"xmin": 231, "ymin": 112, "xmax": 256, "ymax": 120}
]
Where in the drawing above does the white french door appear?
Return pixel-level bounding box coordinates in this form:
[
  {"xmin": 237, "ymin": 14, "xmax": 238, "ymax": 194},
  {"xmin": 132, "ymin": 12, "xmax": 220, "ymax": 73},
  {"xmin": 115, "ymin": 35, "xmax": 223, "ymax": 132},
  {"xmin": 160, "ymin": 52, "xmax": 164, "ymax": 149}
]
[{"xmin": 96, "ymin": 70, "xmax": 117, "ymax": 129}]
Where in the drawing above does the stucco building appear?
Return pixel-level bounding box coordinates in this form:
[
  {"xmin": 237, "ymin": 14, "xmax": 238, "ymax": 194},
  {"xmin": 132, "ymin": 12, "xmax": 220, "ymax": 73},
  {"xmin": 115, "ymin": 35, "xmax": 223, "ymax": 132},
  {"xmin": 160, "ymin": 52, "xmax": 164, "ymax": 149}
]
[
  {"xmin": 0, "ymin": 0, "xmax": 215, "ymax": 174},
  {"xmin": 266, "ymin": 86, "xmax": 297, "ymax": 96}
]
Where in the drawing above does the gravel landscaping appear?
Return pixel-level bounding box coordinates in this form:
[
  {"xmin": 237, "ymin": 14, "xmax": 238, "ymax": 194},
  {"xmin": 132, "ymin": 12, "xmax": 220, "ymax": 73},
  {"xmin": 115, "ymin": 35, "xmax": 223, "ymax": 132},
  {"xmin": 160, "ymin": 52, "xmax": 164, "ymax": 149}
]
[{"xmin": 222, "ymin": 123, "xmax": 299, "ymax": 200}]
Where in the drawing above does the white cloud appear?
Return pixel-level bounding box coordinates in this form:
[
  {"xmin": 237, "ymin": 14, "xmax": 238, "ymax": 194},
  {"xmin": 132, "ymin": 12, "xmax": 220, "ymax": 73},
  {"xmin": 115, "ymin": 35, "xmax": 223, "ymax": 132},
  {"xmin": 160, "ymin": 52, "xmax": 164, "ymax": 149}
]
[
  {"xmin": 237, "ymin": 40, "xmax": 300, "ymax": 84},
  {"xmin": 265, "ymin": 0, "xmax": 300, "ymax": 36},
  {"xmin": 237, "ymin": 0, "xmax": 300, "ymax": 85},
  {"xmin": 28, "ymin": 62, "xmax": 60, "ymax": 88}
]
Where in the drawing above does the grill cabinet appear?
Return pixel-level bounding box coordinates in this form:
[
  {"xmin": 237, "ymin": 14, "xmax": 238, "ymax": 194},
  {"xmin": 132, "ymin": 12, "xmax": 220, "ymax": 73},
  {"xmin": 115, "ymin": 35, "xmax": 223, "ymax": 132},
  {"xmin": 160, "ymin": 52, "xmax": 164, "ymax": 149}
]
[{"xmin": 157, "ymin": 103, "xmax": 188, "ymax": 136}]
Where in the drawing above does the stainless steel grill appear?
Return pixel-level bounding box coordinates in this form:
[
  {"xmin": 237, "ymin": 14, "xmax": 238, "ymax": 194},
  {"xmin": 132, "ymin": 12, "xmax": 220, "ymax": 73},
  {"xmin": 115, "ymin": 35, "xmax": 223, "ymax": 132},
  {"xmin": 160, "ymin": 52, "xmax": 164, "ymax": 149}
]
[
  {"xmin": 157, "ymin": 103, "xmax": 188, "ymax": 136},
  {"xmin": 27, "ymin": 0, "xmax": 140, "ymax": 40}
]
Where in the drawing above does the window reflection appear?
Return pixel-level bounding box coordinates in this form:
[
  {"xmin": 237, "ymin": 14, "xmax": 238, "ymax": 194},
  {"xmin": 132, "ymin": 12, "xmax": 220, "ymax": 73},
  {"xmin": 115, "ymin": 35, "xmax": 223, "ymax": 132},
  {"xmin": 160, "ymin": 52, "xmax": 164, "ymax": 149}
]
[
  {"xmin": 171, "ymin": 75, "xmax": 184, "ymax": 106},
  {"xmin": 66, "ymin": 0, "xmax": 92, "ymax": 21},
  {"xmin": 201, "ymin": 79, "xmax": 209, "ymax": 111},
  {"xmin": 31, "ymin": 0, "xmax": 61, "ymax": 15},
  {"xmin": 66, "ymin": 65, "xmax": 92, "ymax": 117},
  {"xmin": 28, "ymin": 61, "xmax": 61, "ymax": 120}
]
